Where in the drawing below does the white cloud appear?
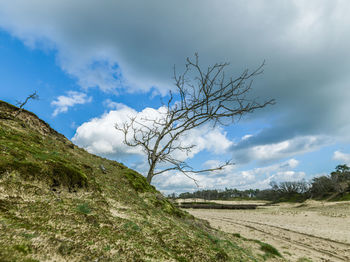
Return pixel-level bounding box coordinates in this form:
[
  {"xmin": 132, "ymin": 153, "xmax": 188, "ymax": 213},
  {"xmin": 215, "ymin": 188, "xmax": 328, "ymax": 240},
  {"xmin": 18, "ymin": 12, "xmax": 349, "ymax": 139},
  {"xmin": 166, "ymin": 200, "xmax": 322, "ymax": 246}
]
[
  {"xmin": 333, "ymin": 151, "xmax": 350, "ymax": 164},
  {"xmin": 1, "ymin": 1, "xmax": 350, "ymax": 193},
  {"xmin": 232, "ymin": 135, "xmax": 332, "ymax": 164},
  {"xmin": 51, "ymin": 91, "xmax": 92, "ymax": 116},
  {"xmin": 72, "ymin": 103, "xmax": 139, "ymax": 156},
  {"xmin": 1, "ymin": 1, "xmax": 350, "ymax": 99},
  {"xmin": 1, "ymin": 2, "xmax": 350, "ymax": 153},
  {"xmin": 241, "ymin": 134, "xmax": 253, "ymax": 141},
  {"xmin": 154, "ymin": 158, "xmax": 305, "ymax": 194},
  {"xmin": 72, "ymin": 103, "xmax": 232, "ymax": 162}
]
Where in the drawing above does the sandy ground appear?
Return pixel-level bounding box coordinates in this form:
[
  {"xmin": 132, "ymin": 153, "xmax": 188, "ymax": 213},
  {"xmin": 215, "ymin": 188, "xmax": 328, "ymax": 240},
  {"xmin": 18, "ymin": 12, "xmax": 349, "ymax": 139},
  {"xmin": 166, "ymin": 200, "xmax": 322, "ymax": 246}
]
[{"xmin": 185, "ymin": 200, "xmax": 350, "ymax": 262}]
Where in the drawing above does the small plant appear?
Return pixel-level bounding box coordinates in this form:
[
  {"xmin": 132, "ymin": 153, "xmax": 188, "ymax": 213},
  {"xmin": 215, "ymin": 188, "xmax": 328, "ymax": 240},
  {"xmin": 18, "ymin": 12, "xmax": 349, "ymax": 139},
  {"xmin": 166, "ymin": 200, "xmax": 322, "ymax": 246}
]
[
  {"xmin": 15, "ymin": 91, "xmax": 39, "ymax": 117},
  {"xmin": 21, "ymin": 232, "xmax": 38, "ymax": 240},
  {"xmin": 103, "ymin": 245, "xmax": 111, "ymax": 251},
  {"xmin": 259, "ymin": 242, "xmax": 281, "ymax": 257},
  {"xmin": 76, "ymin": 203, "xmax": 91, "ymax": 214}
]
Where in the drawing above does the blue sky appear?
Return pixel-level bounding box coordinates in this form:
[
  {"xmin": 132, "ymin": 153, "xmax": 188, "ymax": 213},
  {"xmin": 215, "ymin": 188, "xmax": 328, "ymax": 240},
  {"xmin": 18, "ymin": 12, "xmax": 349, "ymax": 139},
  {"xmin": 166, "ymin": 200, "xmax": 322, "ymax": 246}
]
[{"xmin": 1, "ymin": 1, "xmax": 350, "ymax": 194}]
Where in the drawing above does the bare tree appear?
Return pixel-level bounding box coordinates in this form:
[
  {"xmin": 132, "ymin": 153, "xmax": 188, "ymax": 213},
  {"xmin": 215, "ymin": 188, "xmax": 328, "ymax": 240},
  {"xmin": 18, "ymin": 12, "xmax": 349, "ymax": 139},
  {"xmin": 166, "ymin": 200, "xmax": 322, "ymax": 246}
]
[
  {"xmin": 15, "ymin": 91, "xmax": 39, "ymax": 117},
  {"xmin": 116, "ymin": 54, "xmax": 274, "ymax": 184}
]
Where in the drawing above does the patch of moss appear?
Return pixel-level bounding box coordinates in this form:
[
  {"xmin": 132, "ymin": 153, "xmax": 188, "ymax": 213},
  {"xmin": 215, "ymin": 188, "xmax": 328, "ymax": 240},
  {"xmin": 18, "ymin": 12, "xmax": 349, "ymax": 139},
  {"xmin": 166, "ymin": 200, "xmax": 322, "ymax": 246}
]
[
  {"xmin": 21, "ymin": 232, "xmax": 38, "ymax": 240},
  {"xmin": 58, "ymin": 241, "xmax": 74, "ymax": 255},
  {"xmin": 161, "ymin": 200, "xmax": 186, "ymax": 218},
  {"xmin": 0, "ymin": 160, "xmax": 42, "ymax": 178},
  {"xmin": 215, "ymin": 249, "xmax": 229, "ymax": 261},
  {"xmin": 13, "ymin": 243, "xmax": 32, "ymax": 255},
  {"xmin": 34, "ymin": 151, "xmax": 62, "ymax": 162},
  {"xmin": 0, "ymin": 112, "xmax": 13, "ymax": 120},
  {"xmin": 48, "ymin": 161, "xmax": 88, "ymax": 190},
  {"xmin": 0, "ymin": 159, "xmax": 88, "ymax": 190},
  {"xmin": 148, "ymin": 194, "xmax": 187, "ymax": 218},
  {"xmin": 123, "ymin": 169, "xmax": 156, "ymax": 193},
  {"xmin": 8, "ymin": 148, "xmax": 26, "ymax": 160},
  {"xmin": 258, "ymin": 241, "xmax": 281, "ymax": 258},
  {"xmin": 123, "ymin": 221, "xmax": 141, "ymax": 232},
  {"xmin": 76, "ymin": 203, "xmax": 92, "ymax": 214},
  {"xmin": 0, "ymin": 199, "xmax": 11, "ymax": 212}
]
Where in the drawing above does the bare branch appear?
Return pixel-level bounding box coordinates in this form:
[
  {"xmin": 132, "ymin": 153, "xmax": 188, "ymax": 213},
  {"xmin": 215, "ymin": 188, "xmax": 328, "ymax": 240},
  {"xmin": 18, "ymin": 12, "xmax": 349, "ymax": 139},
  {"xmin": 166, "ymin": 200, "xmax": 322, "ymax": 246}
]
[
  {"xmin": 14, "ymin": 91, "xmax": 39, "ymax": 117},
  {"xmin": 114, "ymin": 55, "xmax": 274, "ymax": 185}
]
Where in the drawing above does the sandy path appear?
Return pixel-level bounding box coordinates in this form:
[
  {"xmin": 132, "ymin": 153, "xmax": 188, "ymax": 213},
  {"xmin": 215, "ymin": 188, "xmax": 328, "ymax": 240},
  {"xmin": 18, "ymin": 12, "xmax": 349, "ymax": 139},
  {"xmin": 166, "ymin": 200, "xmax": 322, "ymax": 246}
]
[{"xmin": 186, "ymin": 201, "xmax": 350, "ymax": 261}]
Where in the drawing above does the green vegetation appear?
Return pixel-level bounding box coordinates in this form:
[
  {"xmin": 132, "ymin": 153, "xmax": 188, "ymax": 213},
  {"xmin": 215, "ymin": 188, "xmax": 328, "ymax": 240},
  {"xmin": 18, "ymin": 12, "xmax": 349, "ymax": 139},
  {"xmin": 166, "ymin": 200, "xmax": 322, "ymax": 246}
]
[
  {"xmin": 76, "ymin": 203, "xmax": 92, "ymax": 214},
  {"xmin": 0, "ymin": 100, "xmax": 281, "ymax": 261},
  {"xmin": 173, "ymin": 165, "xmax": 350, "ymax": 203},
  {"xmin": 122, "ymin": 168, "xmax": 156, "ymax": 193},
  {"xmin": 259, "ymin": 242, "xmax": 281, "ymax": 258}
]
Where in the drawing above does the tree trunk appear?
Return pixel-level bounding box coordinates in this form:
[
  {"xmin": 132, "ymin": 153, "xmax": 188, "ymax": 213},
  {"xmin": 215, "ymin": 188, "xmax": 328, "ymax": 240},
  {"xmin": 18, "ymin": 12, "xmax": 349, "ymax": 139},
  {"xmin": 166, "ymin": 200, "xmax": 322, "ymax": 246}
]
[{"xmin": 146, "ymin": 164, "xmax": 155, "ymax": 184}]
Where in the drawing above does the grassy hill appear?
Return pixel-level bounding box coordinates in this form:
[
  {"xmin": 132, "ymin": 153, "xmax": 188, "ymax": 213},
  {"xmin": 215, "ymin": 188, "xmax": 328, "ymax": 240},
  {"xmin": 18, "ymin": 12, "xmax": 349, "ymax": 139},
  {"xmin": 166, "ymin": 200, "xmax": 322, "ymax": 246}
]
[{"xmin": 0, "ymin": 100, "xmax": 283, "ymax": 261}]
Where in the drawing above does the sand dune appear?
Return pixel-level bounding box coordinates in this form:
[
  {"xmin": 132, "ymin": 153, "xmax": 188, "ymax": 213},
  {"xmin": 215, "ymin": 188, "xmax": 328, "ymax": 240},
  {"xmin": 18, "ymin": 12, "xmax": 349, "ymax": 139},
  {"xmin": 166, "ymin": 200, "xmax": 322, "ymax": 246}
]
[{"xmin": 186, "ymin": 200, "xmax": 350, "ymax": 261}]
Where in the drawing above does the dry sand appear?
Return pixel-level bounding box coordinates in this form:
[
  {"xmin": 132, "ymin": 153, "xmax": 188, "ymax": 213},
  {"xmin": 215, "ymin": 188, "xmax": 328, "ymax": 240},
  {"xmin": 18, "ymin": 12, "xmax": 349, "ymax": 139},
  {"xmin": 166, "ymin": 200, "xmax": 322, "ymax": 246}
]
[{"xmin": 185, "ymin": 200, "xmax": 350, "ymax": 261}]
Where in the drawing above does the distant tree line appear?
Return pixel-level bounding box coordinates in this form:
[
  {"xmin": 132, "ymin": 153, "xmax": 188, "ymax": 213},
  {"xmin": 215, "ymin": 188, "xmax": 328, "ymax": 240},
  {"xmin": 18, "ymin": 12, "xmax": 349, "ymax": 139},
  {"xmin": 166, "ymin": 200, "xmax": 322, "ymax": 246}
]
[{"xmin": 169, "ymin": 165, "xmax": 350, "ymax": 202}]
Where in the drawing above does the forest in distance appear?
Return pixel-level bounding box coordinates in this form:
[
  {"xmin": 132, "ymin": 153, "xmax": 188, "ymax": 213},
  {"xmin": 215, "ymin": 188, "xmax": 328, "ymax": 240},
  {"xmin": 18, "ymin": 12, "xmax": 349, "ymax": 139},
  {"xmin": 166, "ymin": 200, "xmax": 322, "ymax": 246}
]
[{"xmin": 169, "ymin": 165, "xmax": 350, "ymax": 202}]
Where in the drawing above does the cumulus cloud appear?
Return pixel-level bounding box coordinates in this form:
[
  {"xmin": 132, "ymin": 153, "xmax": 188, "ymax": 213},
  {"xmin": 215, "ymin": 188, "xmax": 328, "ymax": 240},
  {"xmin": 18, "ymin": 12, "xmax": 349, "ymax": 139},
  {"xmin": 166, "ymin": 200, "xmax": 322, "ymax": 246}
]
[
  {"xmin": 333, "ymin": 151, "xmax": 350, "ymax": 164},
  {"xmin": 72, "ymin": 103, "xmax": 232, "ymax": 162},
  {"xmin": 0, "ymin": 1, "xmax": 349, "ymax": 158},
  {"xmin": 2, "ymin": 1, "xmax": 350, "ymax": 191},
  {"xmin": 154, "ymin": 158, "xmax": 305, "ymax": 194},
  {"xmin": 51, "ymin": 91, "xmax": 92, "ymax": 116},
  {"xmin": 232, "ymin": 135, "xmax": 333, "ymax": 164},
  {"xmin": 72, "ymin": 103, "xmax": 139, "ymax": 156}
]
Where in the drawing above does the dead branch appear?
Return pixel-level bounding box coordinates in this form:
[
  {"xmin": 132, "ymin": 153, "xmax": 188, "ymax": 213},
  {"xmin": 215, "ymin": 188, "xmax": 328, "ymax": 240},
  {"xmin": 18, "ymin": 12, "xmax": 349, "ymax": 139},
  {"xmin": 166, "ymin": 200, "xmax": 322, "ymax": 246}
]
[
  {"xmin": 15, "ymin": 91, "xmax": 39, "ymax": 117},
  {"xmin": 115, "ymin": 54, "xmax": 274, "ymax": 185}
]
